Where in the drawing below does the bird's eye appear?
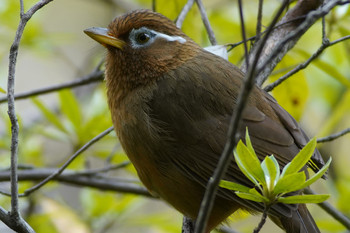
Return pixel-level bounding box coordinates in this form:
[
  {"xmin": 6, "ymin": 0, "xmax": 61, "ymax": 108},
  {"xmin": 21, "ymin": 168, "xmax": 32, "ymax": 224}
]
[{"xmin": 136, "ymin": 32, "xmax": 150, "ymax": 44}]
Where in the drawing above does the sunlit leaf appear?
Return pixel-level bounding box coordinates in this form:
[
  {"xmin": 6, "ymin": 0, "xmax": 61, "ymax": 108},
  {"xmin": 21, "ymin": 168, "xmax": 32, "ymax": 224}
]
[
  {"xmin": 281, "ymin": 138, "xmax": 316, "ymax": 178},
  {"xmin": 220, "ymin": 180, "xmax": 251, "ymax": 193},
  {"xmin": 274, "ymin": 172, "xmax": 306, "ymax": 195},
  {"xmin": 278, "ymin": 194, "xmax": 330, "ymax": 204},
  {"xmin": 236, "ymin": 191, "xmax": 268, "ymax": 203},
  {"xmin": 261, "ymin": 155, "xmax": 280, "ymax": 191},
  {"xmin": 234, "ymin": 140, "xmax": 265, "ymax": 187}
]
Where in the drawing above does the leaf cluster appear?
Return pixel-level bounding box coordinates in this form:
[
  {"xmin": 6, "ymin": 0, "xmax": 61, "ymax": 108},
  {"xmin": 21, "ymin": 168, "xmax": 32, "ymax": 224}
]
[{"xmin": 220, "ymin": 130, "xmax": 331, "ymax": 205}]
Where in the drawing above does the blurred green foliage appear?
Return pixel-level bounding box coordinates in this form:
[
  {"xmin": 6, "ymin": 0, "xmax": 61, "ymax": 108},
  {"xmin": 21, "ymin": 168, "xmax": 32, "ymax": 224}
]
[{"xmin": 1, "ymin": 0, "xmax": 350, "ymax": 233}]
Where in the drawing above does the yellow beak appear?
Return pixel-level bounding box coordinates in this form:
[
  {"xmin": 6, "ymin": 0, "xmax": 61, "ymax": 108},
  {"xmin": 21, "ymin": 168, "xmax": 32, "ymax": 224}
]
[{"xmin": 84, "ymin": 27, "xmax": 125, "ymax": 49}]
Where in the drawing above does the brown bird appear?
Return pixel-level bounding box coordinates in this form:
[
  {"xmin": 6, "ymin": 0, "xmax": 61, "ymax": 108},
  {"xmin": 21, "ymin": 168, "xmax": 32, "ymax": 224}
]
[{"xmin": 84, "ymin": 9, "xmax": 325, "ymax": 233}]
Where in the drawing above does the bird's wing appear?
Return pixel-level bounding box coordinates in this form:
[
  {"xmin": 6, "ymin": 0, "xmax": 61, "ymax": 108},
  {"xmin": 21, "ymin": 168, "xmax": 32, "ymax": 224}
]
[{"xmin": 149, "ymin": 51, "xmax": 324, "ymax": 216}]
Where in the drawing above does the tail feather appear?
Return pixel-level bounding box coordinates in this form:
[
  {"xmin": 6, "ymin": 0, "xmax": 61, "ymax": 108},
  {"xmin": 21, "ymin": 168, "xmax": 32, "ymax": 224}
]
[{"xmin": 279, "ymin": 204, "xmax": 320, "ymax": 233}]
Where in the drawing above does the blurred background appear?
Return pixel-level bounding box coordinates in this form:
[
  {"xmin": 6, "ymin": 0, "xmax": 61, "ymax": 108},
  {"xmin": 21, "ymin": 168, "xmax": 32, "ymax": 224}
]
[{"xmin": 0, "ymin": 0, "xmax": 350, "ymax": 232}]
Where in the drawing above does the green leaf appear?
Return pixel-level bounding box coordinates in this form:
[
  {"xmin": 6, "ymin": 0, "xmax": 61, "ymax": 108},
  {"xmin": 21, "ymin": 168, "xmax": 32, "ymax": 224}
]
[
  {"xmin": 234, "ymin": 140, "xmax": 265, "ymax": 187},
  {"xmin": 274, "ymin": 172, "xmax": 306, "ymax": 195},
  {"xmin": 32, "ymin": 97, "xmax": 67, "ymax": 133},
  {"xmin": 299, "ymin": 157, "xmax": 332, "ymax": 189},
  {"xmin": 261, "ymin": 155, "xmax": 280, "ymax": 192},
  {"xmin": 219, "ymin": 180, "xmax": 251, "ymax": 192},
  {"xmin": 281, "ymin": 138, "xmax": 316, "ymax": 178},
  {"xmin": 245, "ymin": 128, "xmax": 257, "ymax": 158},
  {"xmin": 236, "ymin": 191, "xmax": 268, "ymax": 203},
  {"xmin": 278, "ymin": 194, "xmax": 330, "ymax": 204},
  {"xmin": 59, "ymin": 90, "xmax": 82, "ymax": 133}
]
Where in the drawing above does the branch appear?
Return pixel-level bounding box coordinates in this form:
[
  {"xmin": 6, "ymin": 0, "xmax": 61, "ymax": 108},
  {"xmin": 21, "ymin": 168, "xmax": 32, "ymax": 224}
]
[
  {"xmin": 195, "ymin": 0, "xmax": 217, "ymax": 45},
  {"xmin": 0, "ymin": 69, "xmax": 104, "ymax": 103},
  {"xmin": 238, "ymin": 0, "xmax": 250, "ymax": 68},
  {"xmin": 194, "ymin": 2, "xmax": 290, "ymax": 233},
  {"xmin": 21, "ymin": 126, "xmax": 114, "ymax": 196},
  {"xmin": 304, "ymin": 188, "xmax": 350, "ymax": 230},
  {"xmin": 176, "ymin": 0, "xmax": 195, "ymax": 28},
  {"xmin": 241, "ymin": 0, "xmax": 323, "ymax": 82},
  {"xmin": 0, "ymin": 168, "xmax": 152, "ymax": 197},
  {"xmin": 253, "ymin": 205, "xmax": 270, "ymax": 233},
  {"xmin": 255, "ymin": 0, "xmax": 264, "ymax": 43},
  {"xmin": 264, "ymin": 35, "xmax": 350, "ymax": 92},
  {"xmin": 5, "ymin": 0, "xmax": 53, "ymax": 232},
  {"xmin": 317, "ymin": 127, "xmax": 350, "ymax": 143},
  {"xmin": 257, "ymin": 0, "xmax": 350, "ymax": 86}
]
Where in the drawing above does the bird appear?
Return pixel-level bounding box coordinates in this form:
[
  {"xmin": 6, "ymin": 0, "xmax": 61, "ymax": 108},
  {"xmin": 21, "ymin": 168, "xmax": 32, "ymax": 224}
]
[{"xmin": 84, "ymin": 9, "xmax": 325, "ymax": 233}]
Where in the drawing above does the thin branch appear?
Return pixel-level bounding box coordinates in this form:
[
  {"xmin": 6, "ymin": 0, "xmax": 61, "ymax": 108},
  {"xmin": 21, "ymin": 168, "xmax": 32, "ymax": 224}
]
[
  {"xmin": 227, "ymin": 14, "xmax": 311, "ymax": 54},
  {"xmin": 253, "ymin": 205, "xmax": 270, "ymax": 233},
  {"xmin": 238, "ymin": 0, "xmax": 250, "ymax": 69},
  {"xmin": 195, "ymin": 0, "xmax": 217, "ymax": 45},
  {"xmin": 304, "ymin": 188, "xmax": 350, "ymax": 230},
  {"xmin": 152, "ymin": 0, "xmax": 156, "ymax": 12},
  {"xmin": 71, "ymin": 161, "xmax": 130, "ymax": 176},
  {"xmin": 0, "ymin": 168, "xmax": 152, "ymax": 197},
  {"xmin": 317, "ymin": 127, "xmax": 350, "ymax": 143},
  {"xmin": 264, "ymin": 35, "xmax": 350, "ymax": 92},
  {"xmin": 0, "ymin": 69, "xmax": 104, "ymax": 103},
  {"xmin": 21, "ymin": 126, "xmax": 114, "ymax": 196},
  {"xmin": 176, "ymin": 0, "xmax": 195, "ymax": 28},
  {"xmin": 321, "ymin": 1, "xmax": 328, "ymax": 42},
  {"xmin": 255, "ymin": 0, "xmax": 264, "ymax": 43},
  {"xmin": 194, "ymin": 2, "xmax": 289, "ymax": 233},
  {"xmin": 6, "ymin": 0, "xmax": 53, "ymax": 232}
]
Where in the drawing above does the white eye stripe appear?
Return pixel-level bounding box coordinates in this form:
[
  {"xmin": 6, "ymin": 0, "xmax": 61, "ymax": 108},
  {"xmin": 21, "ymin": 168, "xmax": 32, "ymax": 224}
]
[
  {"xmin": 129, "ymin": 27, "xmax": 186, "ymax": 48},
  {"xmin": 153, "ymin": 31, "xmax": 186, "ymax": 44}
]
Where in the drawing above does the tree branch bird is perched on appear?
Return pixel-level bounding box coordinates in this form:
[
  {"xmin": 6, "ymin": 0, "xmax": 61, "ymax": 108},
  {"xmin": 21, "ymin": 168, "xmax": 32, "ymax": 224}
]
[{"xmin": 84, "ymin": 9, "xmax": 325, "ymax": 233}]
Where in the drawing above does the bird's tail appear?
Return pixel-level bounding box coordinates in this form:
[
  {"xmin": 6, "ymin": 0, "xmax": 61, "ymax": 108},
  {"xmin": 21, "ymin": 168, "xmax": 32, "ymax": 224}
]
[{"xmin": 275, "ymin": 204, "xmax": 320, "ymax": 233}]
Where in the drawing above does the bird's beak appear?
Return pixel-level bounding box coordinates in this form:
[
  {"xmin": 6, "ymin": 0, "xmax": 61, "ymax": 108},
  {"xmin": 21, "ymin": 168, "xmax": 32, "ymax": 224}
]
[{"xmin": 84, "ymin": 27, "xmax": 125, "ymax": 49}]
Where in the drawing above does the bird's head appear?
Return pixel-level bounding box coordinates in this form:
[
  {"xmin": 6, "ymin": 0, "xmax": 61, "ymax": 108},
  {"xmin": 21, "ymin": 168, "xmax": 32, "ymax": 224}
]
[{"xmin": 84, "ymin": 9, "xmax": 200, "ymax": 91}]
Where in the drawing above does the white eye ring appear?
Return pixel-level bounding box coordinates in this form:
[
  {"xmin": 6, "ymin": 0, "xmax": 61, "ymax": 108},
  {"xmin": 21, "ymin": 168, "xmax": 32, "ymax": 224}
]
[{"xmin": 129, "ymin": 27, "xmax": 186, "ymax": 48}]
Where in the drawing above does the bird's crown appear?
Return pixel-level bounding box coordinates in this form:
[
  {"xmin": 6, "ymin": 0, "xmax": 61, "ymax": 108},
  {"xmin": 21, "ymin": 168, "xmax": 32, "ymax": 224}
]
[{"xmin": 108, "ymin": 9, "xmax": 187, "ymax": 41}]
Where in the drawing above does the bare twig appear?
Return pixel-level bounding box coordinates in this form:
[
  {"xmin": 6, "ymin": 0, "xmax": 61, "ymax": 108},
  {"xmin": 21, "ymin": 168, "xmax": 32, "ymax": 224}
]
[
  {"xmin": 21, "ymin": 126, "xmax": 114, "ymax": 196},
  {"xmin": 253, "ymin": 205, "xmax": 270, "ymax": 233},
  {"xmin": 6, "ymin": 0, "xmax": 53, "ymax": 232},
  {"xmin": 0, "ymin": 69, "xmax": 104, "ymax": 103},
  {"xmin": 0, "ymin": 168, "xmax": 152, "ymax": 197},
  {"xmin": 264, "ymin": 35, "xmax": 350, "ymax": 92},
  {"xmin": 304, "ymin": 188, "xmax": 350, "ymax": 230},
  {"xmin": 194, "ymin": 2, "xmax": 290, "ymax": 233},
  {"xmin": 152, "ymin": 0, "xmax": 156, "ymax": 12},
  {"xmin": 72, "ymin": 161, "xmax": 130, "ymax": 176},
  {"xmin": 317, "ymin": 127, "xmax": 350, "ymax": 143},
  {"xmin": 195, "ymin": 0, "xmax": 217, "ymax": 45},
  {"xmin": 238, "ymin": 0, "xmax": 250, "ymax": 69},
  {"xmin": 176, "ymin": 0, "xmax": 195, "ymax": 28},
  {"xmin": 255, "ymin": 0, "xmax": 264, "ymax": 43}
]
